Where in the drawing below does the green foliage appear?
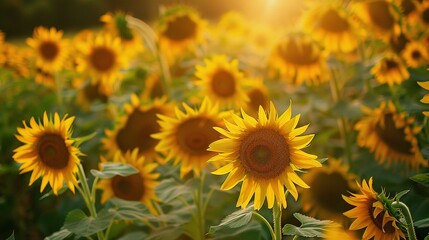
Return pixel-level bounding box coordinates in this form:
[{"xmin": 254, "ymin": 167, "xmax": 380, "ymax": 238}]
[
  {"xmin": 6, "ymin": 232, "xmax": 14, "ymax": 240},
  {"xmin": 63, "ymin": 209, "xmax": 112, "ymax": 238},
  {"xmin": 208, "ymin": 205, "xmax": 254, "ymax": 235},
  {"xmin": 410, "ymin": 173, "xmax": 429, "ymax": 187},
  {"xmin": 45, "ymin": 229, "xmax": 72, "ymax": 240},
  {"xmin": 415, "ymin": 218, "xmax": 429, "ymax": 228},
  {"xmin": 282, "ymin": 213, "xmax": 332, "ymax": 238},
  {"xmin": 90, "ymin": 163, "xmax": 138, "ymax": 179}
]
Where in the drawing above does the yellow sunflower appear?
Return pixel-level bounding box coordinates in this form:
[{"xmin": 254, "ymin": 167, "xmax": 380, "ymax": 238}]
[
  {"xmin": 397, "ymin": 0, "xmax": 420, "ymax": 24},
  {"xmin": 324, "ymin": 222, "xmax": 360, "ymax": 240},
  {"xmin": 73, "ymin": 78, "xmax": 111, "ymax": 111},
  {"xmin": 208, "ymin": 102, "xmax": 322, "ymax": 210},
  {"xmin": 26, "ymin": 26, "xmax": 69, "ymax": 72},
  {"xmin": 152, "ymin": 97, "xmax": 230, "ymax": 178},
  {"xmin": 13, "ymin": 112, "xmax": 81, "ymax": 195},
  {"xmin": 34, "ymin": 67, "xmax": 55, "ymax": 88},
  {"xmin": 401, "ymin": 41, "xmax": 429, "ymax": 68},
  {"xmin": 103, "ymin": 94, "xmax": 173, "ymax": 163},
  {"xmin": 97, "ymin": 149, "xmax": 159, "ymax": 215},
  {"xmin": 269, "ymin": 33, "xmax": 329, "ymax": 86},
  {"xmin": 194, "ymin": 54, "xmax": 249, "ymax": 109},
  {"xmin": 141, "ymin": 74, "xmax": 166, "ymax": 101},
  {"xmin": 418, "ymin": 80, "xmax": 429, "ymax": 116},
  {"xmin": 343, "ymin": 178, "xmax": 405, "ymax": 240},
  {"xmin": 302, "ymin": 4, "xmax": 360, "ymax": 53},
  {"xmin": 355, "ymin": 101, "xmax": 427, "ymax": 170},
  {"xmin": 418, "ymin": 1, "xmax": 429, "ymax": 27},
  {"xmin": 370, "ymin": 52, "xmax": 410, "ymax": 86},
  {"xmin": 0, "ymin": 42, "xmax": 31, "ymax": 78},
  {"xmin": 300, "ymin": 159, "xmax": 358, "ymax": 222},
  {"xmin": 244, "ymin": 79, "xmax": 270, "ymax": 118}
]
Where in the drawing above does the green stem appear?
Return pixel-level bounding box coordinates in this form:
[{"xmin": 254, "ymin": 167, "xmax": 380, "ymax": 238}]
[
  {"xmin": 196, "ymin": 172, "xmax": 207, "ymax": 240},
  {"xmin": 273, "ymin": 201, "xmax": 282, "ymax": 240},
  {"xmin": 54, "ymin": 71, "xmax": 63, "ymax": 107},
  {"xmin": 253, "ymin": 212, "xmax": 275, "ymax": 240},
  {"xmin": 103, "ymin": 220, "xmax": 114, "ymax": 240},
  {"xmin": 391, "ymin": 201, "xmax": 417, "ymax": 240}
]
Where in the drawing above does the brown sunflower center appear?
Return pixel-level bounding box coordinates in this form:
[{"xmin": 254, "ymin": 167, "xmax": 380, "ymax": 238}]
[
  {"xmin": 240, "ymin": 128, "xmax": 289, "ymax": 179},
  {"xmin": 401, "ymin": 0, "xmax": 416, "ymax": 15},
  {"xmin": 163, "ymin": 15, "xmax": 197, "ymax": 41},
  {"xmin": 367, "ymin": 1, "xmax": 395, "ymax": 30},
  {"xmin": 278, "ymin": 39, "xmax": 319, "ymax": 66},
  {"xmin": 111, "ymin": 173, "xmax": 144, "ymax": 201},
  {"xmin": 411, "ymin": 50, "xmax": 422, "ymax": 60},
  {"xmin": 177, "ymin": 117, "xmax": 219, "ymax": 155},
  {"xmin": 83, "ymin": 83, "xmax": 108, "ymax": 103},
  {"xmin": 319, "ymin": 9, "xmax": 350, "ymax": 32},
  {"xmin": 375, "ymin": 113, "xmax": 413, "ymax": 155},
  {"xmin": 384, "ymin": 59, "xmax": 399, "ymax": 70},
  {"xmin": 389, "ymin": 33, "xmax": 409, "ymax": 53},
  {"xmin": 248, "ymin": 89, "xmax": 268, "ymax": 112},
  {"xmin": 211, "ymin": 69, "xmax": 236, "ymax": 97},
  {"xmin": 90, "ymin": 46, "xmax": 116, "ymax": 72},
  {"xmin": 116, "ymin": 108, "xmax": 160, "ymax": 154},
  {"xmin": 38, "ymin": 133, "xmax": 69, "ymax": 169},
  {"xmin": 39, "ymin": 41, "xmax": 59, "ymax": 61},
  {"xmin": 422, "ymin": 8, "xmax": 429, "ymax": 24},
  {"xmin": 369, "ymin": 204, "xmax": 397, "ymax": 234},
  {"xmin": 310, "ymin": 172, "xmax": 352, "ymax": 213}
]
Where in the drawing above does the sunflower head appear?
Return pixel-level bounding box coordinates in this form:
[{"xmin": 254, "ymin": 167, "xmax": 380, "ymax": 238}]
[
  {"xmin": 13, "ymin": 112, "xmax": 82, "ymax": 195},
  {"xmin": 389, "ymin": 31, "xmax": 410, "ymax": 54},
  {"xmin": 401, "ymin": 41, "xmax": 429, "ymax": 68},
  {"xmin": 209, "ymin": 101, "xmax": 322, "ymax": 210},
  {"xmin": 398, "ymin": 0, "xmax": 420, "ymax": 23},
  {"xmin": 343, "ymin": 178, "xmax": 405, "ymax": 240},
  {"xmin": 418, "ymin": 80, "xmax": 429, "ymax": 117},
  {"xmin": 73, "ymin": 78, "xmax": 111, "ymax": 111},
  {"xmin": 244, "ymin": 79, "xmax": 270, "ymax": 118},
  {"xmin": 418, "ymin": 1, "xmax": 429, "ymax": 27},
  {"xmin": 97, "ymin": 149, "xmax": 160, "ymax": 215},
  {"xmin": 370, "ymin": 52, "xmax": 409, "ymax": 86}
]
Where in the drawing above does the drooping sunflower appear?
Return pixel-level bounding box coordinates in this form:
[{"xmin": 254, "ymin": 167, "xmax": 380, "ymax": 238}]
[
  {"xmin": 355, "ymin": 101, "xmax": 427, "ymax": 170},
  {"xmin": 208, "ymin": 102, "xmax": 322, "ymax": 210},
  {"xmin": 343, "ymin": 178, "xmax": 405, "ymax": 240},
  {"xmin": 244, "ymin": 79, "xmax": 270, "ymax": 118},
  {"xmin": 302, "ymin": 4, "xmax": 360, "ymax": 53},
  {"xmin": 300, "ymin": 159, "xmax": 358, "ymax": 222},
  {"xmin": 370, "ymin": 52, "xmax": 410, "ymax": 86},
  {"xmin": 269, "ymin": 33, "xmax": 329, "ymax": 86},
  {"xmin": 401, "ymin": 41, "xmax": 429, "ymax": 68},
  {"xmin": 13, "ymin": 112, "xmax": 81, "ymax": 195},
  {"xmin": 194, "ymin": 54, "xmax": 249, "ymax": 109},
  {"xmin": 152, "ymin": 97, "xmax": 230, "ymax": 178},
  {"xmin": 97, "ymin": 149, "xmax": 160, "ymax": 215},
  {"xmin": 103, "ymin": 94, "xmax": 173, "ymax": 163},
  {"xmin": 26, "ymin": 26, "xmax": 69, "ymax": 72},
  {"xmin": 418, "ymin": 80, "xmax": 429, "ymax": 117}
]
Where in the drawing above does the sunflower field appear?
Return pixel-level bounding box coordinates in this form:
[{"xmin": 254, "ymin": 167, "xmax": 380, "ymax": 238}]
[{"xmin": 2, "ymin": 0, "xmax": 429, "ymax": 239}]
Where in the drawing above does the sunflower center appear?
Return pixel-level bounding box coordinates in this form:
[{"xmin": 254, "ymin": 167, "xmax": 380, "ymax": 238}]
[
  {"xmin": 39, "ymin": 41, "xmax": 59, "ymax": 61},
  {"xmin": 422, "ymin": 9, "xmax": 429, "ymax": 24},
  {"xmin": 369, "ymin": 204, "xmax": 397, "ymax": 234},
  {"xmin": 211, "ymin": 69, "xmax": 236, "ymax": 97},
  {"xmin": 375, "ymin": 113, "xmax": 413, "ymax": 155},
  {"xmin": 279, "ymin": 39, "xmax": 319, "ymax": 66},
  {"xmin": 90, "ymin": 46, "xmax": 116, "ymax": 72},
  {"xmin": 83, "ymin": 83, "xmax": 108, "ymax": 103},
  {"xmin": 401, "ymin": 0, "xmax": 416, "ymax": 15},
  {"xmin": 384, "ymin": 59, "xmax": 399, "ymax": 70},
  {"xmin": 116, "ymin": 108, "xmax": 160, "ymax": 154},
  {"xmin": 319, "ymin": 9, "xmax": 349, "ymax": 32},
  {"xmin": 310, "ymin": 172, "xmax": 352, "ymax": 213},
  {"xmin": 163, "ymin": 15, "xmax": 197, "ymax": 41},
  {"xmin": 111, "ymin": 173, "xmax": 144, "ymax": 201},
  {"xmin": 248, "ymin": 89, "xmax": 268, "ymax": 112},
  {"xmin": 411, "ymin": 50, "xmax": 422, "ymax": 60},
  {"xmin": 389, "ymin": 33, "xmax": 409, "ymax": 53},
  {"xmin": 38, "ymin": 134, "xmax": 69, "ymax": 169},
  {"xmin": 177, "ymin": 117, "xmax": 219, "ymax": 155},
  {"xmin": 367, "ymin": 1, "xmax": 395, "ymax": 30},
  {"xmin": 240, "ymin": 128, "xmax": 289, "ymax": 179}
]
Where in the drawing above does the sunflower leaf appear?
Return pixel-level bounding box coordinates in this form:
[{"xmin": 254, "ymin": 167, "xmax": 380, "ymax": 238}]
[
  {"xmin": 63, "ymin": 209, "xmax": 113, "ymax": 237},
  {"xmin": 282, "ymin": 213, "xmax": 332, "ymax": 238},
  {"xmin": 74, "ymin": 132, "xmax": 97, "ymax": 148},
  {"xmin": 317, "ymin": 157, "xmax": 328, "ymax": 164},
  {"xmin": 395, "ymin": 190, "xmax": 410, "ymax": 202},
  {"xmin": 90, "ymin": 163, "xmax": 138, "ymax": 179},
  {"xmin": 6, "ymin": 231, "xmax": 14, "ymax": 240},
  {"xmin": 117, "ymin": 231, "xmax": 148, "ymax": 240},
  {"xmin": 410, "ymin": 173, "xmax": 429, "ymax": 187},
  {"xmin": 155, "ymin": 178, "xmax": 196, "ymax": 203},
  {"xmin": 44, "ymin": 228, "xmax": 72, "ymax": 240},
  {"xmin": 208, "ymin": 204, "xmax": 254, "ymax": 235},
  {"xmin": 414, "ymin": 218, "xmax": 429, "ymax": 228},
  {"xmin": 106, "ymin": 198, "xmax": 154, "ymax": 221}
]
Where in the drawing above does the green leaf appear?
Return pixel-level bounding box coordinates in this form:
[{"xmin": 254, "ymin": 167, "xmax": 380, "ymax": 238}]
[
  {"xmin": 74, "ymin": 132, "xmax": 97, "ymax": 148},
  {"xmin": 282, "ymin": 213, "xmax": 332, "ymax": 238},
  {"xmin": 106, "ymin": 198, "xmax": 153, "ymax": 221},
  {"xmin": 117, "ymin": 231, "xmax": 148, "ymax": 240},
  {"xmin": 90, "ymin": 163, "xmax": 138, "ymax": 179},
  {"xmin": 44, "ymin": 229, "xmax": 72, "ymax": 240},
  {"xmin": 6, "ymin": 231, "xmax": 14, "ymax": 240},
  {"xmin": 317, "ymin": 158, "xmax": 328, "ymax": 164},
  {"xmin": 146, "ymin": 226, "xmax": 184, "ymax": 240},
  {"xmin": 63, "ymin": 209, "xmax": 112, "ymax": 237},
  {"xmin": 410, "ymin": 173, "xmax": 429, "ymax": 187},
  {"xmin": 155, "ymin": 178, "xmax": 195, "ymax": 203},
  {"xmin": 395, "ymin": 190, "xmax": 410, "ymax": 202},
  {"xmin": 414, "ymin": 218, "xmax": 429, "ymax": 228},
  {"xmin": 40, "ymin": 184, "xmax": 69, "ymax": 200},
  {"xmin": 208, "ymin": 205, "xmax": 254, "ymax": 234},
  {"xmin": 425, "ymin": 234, "xmax": 429, "ymax": 240}
]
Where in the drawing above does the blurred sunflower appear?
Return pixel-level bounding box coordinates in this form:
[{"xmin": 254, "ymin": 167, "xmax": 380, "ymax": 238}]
[
  {"xmin": 13, "ymin": 112, "xmax": 81, "ymax": 195},
  {"xmin": 103, "ymin": 94, "xmax": 173, "ymax": 163},
  {"xmin": 194, "ymin": 54, "xmax": 249, "ymax": 109},
  {"xmin": 417, "ymin": 81, "xmax": 429, "ymax": 116},
  {"xmin": 269, "ymin": 33, "xmax": 328, "ymax": 86},
  {"xmin": 34, "ymin": 67, "xmax": 55, "ymax": 88},
  {"xmin": 300, "ymin": 159, "xmax": 358, "ymax": 222},
  {"xmin": 302, "ymin": 4, "xmax": 359, "ymax": 53},
  {"xmin": 141, "ymin": 74, "xmax": 166, "ymax": 100},
  {"xmin": 355, "ymin": 101, "xmax": 426, "ymax": 170},
  {"xmin": 389, "ymin": 32, "xmax": 410, "ymax": 54},
  {"xmin": 397, "ymin": 0, "xmax": 420, "ymax": 23},
  {"xmin": 97, "ymin": 149, "xmax": 160, "ymax": 215},
  {"xmin": 418, "ymin": 1, "xmax": 429, "ymax": 27},
  {"xmin": 208, "ymin": 102, "xmax": 321, "ymax": 210},
  {"xmin": 243, "ymin": 79, "xmax": 270, "ymax": 118},
  {"xmin": 1, "ymin": 42, "xmax": 31, "ymax": 78},
  {"xmin": 343, "ymin": 178, "xmax": 405, "ymax": 240},
  {"xmin": 0, "ymin": 32, "xmax": 5, "ymax": 65},
  {"xmin": 152, "ymin": 97, "xmax": 230, "ymax": 178},
  {"xmin": 370, "ymin": 52, "xmax": 409, "ymax": 86},
  {"xmin": 26, "ymin": 26, "xmax": 69, "ymax": 72},
  {"xmin": 73, "ymin": 78, "xmax": 111, "ymax": 111},
  {"xmin": 401, "ymin": 41, "xmax": 429, "ymax": 68},
  {"xmin": 324, "ymin": 222, "xmax": 360, "ymax": 240}
]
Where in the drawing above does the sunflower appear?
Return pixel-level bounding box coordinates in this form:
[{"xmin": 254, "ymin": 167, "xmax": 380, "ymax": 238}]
[
  {"xmin": 269, "ymin": 33, "xmax": 329, "ymax": 86},
  {"xmin": 1, "ymin": 42, "xmax": 31, "ymax": 78},
  {"xmin": 343, "ymin": 178, "xmax": 405, "ymax": 240},
  {"xmin": 397, "ymin": 0, "xmax": 420, "ymax": 23},
  {"xmin": 0, "ymin": 32, "xmax": 5, "ymax": 65},
  {"xmin": 208, "ymin": 102, "xmax": 321, "ymax": 210},
  {"xmin": 244, "ymin": 79, "xmax": 270, "ymax": 118},
  {"xmin": 370, "ymin": 52, "xmax": 410, "ymax": 86},
  {"xmin": 389, "ymin": 31, "xmax": 410, "ymax": 54},
  {"xmin": 35, "ymin": 67, "xmax": 55, "ymax": 88},
  {"xmin": 324, "ymin": 222, "xmax": 360, "ymax": 240},
  {"xmin": 194, "ymin": 54, "xmax": 249, "ymax": 109},
  {"xmin": 302, "ymin": 4, "xmax": 360, "ymax": 53},
  {"xmin": 418, "ymin": 1, "xmax": 429, "ymax": 27},
  {"xmin": 417, "ymin": 81, "xmax": 429, "ymax": 116},
  {"xmin": 355, "ymin": 101, "xmax": 427, "ymax": 170},
  {"xmin": 300, "ymin": 159, "xmax": 358, "ymax": 222},
  {"xmin": 401, "ymin": 41, "xmax": 429, "ymax": 68},
  {"xmin": 97, "ymin": 149, "xmax": 160, "ymax": 215},
  {"xmin": 103, "ymin": 94, "xmax": 173, "ymax": 163},
  {"xmin": 141, "ymin": 74, "xmax": 166, "ymax": 101},
  {"xmin": 13, "ymin": 112, "xmax": 81, "ymax": 195},
  {"xmin": 73, "ymin": 78, "xmax": 111, "ymax": 111},
  {"xmin": 152, "ymin": 97, "xmax": 230, "ymax": 178},
  {"xmin": 26, "ymin": 26, "xmax": 69, "ymax": 72}
]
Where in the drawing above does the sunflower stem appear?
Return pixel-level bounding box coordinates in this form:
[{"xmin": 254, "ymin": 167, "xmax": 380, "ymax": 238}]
[
  {"xmin": 391, "ymin": 201, "xmax": 417, "ymax": 240},
  {"xmin": 253, "ymin": 211, "xmax": 276, "ymax": 240},
  {"xmin": 54, "ymin": 71, "xmax": 64, "ymax": 107},
  {"xmin": 273, "ymin": 201, "xmax": 282, "ymax": 240},
  {"xmin": 196, "ymin": 171, "xmax": 207, "ymax": 240}
]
